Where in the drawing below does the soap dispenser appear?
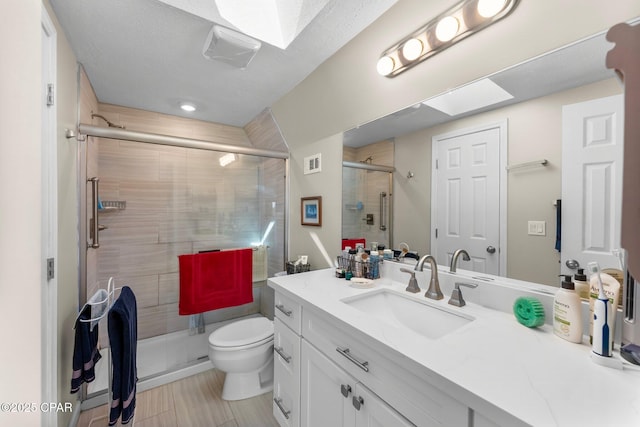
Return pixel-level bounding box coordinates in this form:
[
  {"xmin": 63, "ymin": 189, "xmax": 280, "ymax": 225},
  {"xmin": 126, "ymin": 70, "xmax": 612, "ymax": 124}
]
[
  {"xmin": 553, "ymin": 275, "xmax": 583, "ymax": 343},
  {"xmin": 574, "ymin": 268, "xmax": 590, "ymax": 299}
]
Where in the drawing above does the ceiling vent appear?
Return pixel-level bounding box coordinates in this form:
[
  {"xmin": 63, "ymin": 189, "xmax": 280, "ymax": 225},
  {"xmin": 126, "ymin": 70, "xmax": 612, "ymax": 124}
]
[{"xmin": 202, "ymin": 25, "xmax": 261, "ymax": 69}]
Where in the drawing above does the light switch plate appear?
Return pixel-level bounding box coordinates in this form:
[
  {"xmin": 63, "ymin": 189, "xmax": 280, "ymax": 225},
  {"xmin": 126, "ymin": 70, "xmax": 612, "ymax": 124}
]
[
  {"xmin": 304, "ymin": 153, "xmax": 322, "ymax": 175},
  {"xmin": 528, "ymin": 220, "xmax": 546, "ymax": 236}
]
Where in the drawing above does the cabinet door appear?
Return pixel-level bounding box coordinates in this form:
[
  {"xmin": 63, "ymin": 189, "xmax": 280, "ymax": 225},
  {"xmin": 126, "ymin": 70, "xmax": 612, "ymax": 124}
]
[
  {"xmin": 353, "ymin": 384, "xmax": 415, "ymax": 427},
  {"xmin": 273, "ymin": 318, "xmax": 301, "ymax": 427},
  {"xmin": 301, "ymin": 340, "xmax": 356, "ymax": 427}
]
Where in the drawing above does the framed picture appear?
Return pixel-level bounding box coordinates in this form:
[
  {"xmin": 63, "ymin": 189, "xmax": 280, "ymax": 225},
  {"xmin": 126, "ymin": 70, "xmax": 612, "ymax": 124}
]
[{"xmin": 301, "ymin": 196, "xmax": 322, "ymax": 226}]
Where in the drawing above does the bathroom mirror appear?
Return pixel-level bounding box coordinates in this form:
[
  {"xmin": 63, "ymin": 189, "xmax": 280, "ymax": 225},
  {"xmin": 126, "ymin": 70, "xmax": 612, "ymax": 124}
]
[{"xmin": 341, "ymin": 28, "xmax": 627, "ymax": 286}]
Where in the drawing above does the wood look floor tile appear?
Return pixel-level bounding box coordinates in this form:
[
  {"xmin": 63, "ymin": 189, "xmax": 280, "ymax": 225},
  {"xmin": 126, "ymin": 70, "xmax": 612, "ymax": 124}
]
[
  {"xmin": 171, "ymin": 370, "xmax": 235, "ymax": 427},
  {"xmin": 135, "ymin": 383, "xmax": 174, "ymax": 420},
  {"xmin": 77, "ymin": 369, "xmax": 279, "ymax": 427},
  {"xmin": 133, "ymin": 410, "xmax": 178, "ymax": 427},
  {"xmin": 228, "ymin": 391, "xmax": 279, "ymax": 427}
]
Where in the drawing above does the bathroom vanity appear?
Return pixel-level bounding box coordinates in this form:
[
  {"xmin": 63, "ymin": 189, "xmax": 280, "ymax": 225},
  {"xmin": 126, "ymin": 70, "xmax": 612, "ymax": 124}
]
[{"xmin": 268, "ymin": 261, "xmax": 640, "ymax": 427}]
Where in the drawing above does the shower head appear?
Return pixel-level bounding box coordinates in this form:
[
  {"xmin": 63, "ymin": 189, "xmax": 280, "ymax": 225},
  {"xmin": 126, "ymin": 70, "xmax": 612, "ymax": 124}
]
[{"xmin": 91, "ymin": 113, "xmax": 125, "ymax": 129}]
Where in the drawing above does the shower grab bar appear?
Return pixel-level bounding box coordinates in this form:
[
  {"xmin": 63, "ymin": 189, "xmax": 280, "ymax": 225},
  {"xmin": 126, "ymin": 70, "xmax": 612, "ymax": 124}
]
[
  {"xmin": 379, "ymin": 192, "xmax": 387, "ymax": 231},
  {"xmin": 88, "ymin": 177, "xmax": 100, "ymax": 249}
]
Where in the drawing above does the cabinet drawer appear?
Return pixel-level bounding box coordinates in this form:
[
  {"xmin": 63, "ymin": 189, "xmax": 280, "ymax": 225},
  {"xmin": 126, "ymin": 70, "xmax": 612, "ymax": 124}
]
[
  {"xmin": 273, "ymin": 318, "xmax": 301, "ymax": 427},
  {"xmin": 303, "ymin": 309, "xmax": 468, "ymax": 427},
  {"xmin": 274, "ymin": 318, "xmax": 301, "ymax": 383},
  {"xmin": 274, "ymin": 291, "xmax": 302, "ymax": 334}
]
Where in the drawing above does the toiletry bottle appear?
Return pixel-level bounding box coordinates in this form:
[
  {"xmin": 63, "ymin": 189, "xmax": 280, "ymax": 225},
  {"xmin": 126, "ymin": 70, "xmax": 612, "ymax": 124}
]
[
  {"xmin": 553, "ymin": 275, "xmax": 583, "ymax": 343},
  {"xmin": 574, "ymin": 268, "xmax": 590, "ymax": 299}
]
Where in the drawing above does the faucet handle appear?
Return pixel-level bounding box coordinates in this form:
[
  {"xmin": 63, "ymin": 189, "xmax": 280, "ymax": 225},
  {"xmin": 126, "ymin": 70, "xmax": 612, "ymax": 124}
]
[
  {"xmin": 448, "ymin": 282, "xmax": 478, "ymax": 307},
  {"xmin": 400, "ymin": 268, "xmax": 420, "ymax": 293}
]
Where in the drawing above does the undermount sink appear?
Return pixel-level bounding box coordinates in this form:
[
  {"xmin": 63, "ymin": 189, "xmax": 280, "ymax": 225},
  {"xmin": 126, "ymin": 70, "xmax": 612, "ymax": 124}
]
[{"xmin": 341, "ymin": 289, "xmax": 474, "ymax": 339}]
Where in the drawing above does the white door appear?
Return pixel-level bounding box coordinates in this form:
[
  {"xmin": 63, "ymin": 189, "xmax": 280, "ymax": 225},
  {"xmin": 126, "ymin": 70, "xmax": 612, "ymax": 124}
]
[
  {"xmin": 561, "ymin": 95, "xmax": 624, "ymax": 275},
  {"xmin": 432, "ymin": 123, "xmax": 505, "ymax": 275},
  {"xmin": 300, "ymin": 341, "xmax": 356, "ymax": 427},
  {"xmin": 353, "ymin": 383, "xmax": 415, "ymax": 427}
]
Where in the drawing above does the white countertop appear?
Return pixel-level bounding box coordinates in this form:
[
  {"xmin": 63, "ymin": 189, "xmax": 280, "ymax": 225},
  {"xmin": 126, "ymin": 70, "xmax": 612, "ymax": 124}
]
[{"xmin": 268, "ymin": 263, "xmax": 640, "ymax": 427}]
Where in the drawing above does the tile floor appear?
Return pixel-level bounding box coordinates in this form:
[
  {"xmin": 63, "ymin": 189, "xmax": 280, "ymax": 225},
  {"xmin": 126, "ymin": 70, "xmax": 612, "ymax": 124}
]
[{"xmin": 77, "ymin": 369, "xmax": 279, "ymax": 427}]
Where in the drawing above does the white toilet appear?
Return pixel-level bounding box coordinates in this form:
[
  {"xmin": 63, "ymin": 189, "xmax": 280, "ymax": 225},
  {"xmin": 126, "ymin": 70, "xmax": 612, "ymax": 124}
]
[{"xmin": 208, "ymin": 316, "xmax": 274, "ymax": 401}]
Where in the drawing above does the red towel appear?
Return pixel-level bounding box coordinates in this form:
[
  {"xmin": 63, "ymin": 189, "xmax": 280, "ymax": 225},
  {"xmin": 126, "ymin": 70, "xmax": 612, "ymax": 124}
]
[{"xmin": 178, "ymin": 249, "xmax": 253, "ymax": 315}]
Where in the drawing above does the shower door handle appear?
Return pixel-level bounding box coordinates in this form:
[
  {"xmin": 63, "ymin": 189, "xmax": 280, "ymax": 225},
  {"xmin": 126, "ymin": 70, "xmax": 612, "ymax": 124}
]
[
  {"xmin": 88, "ymin": 177, "xmax": 100, "ymax": 249},
  {"xmin": 379, "ymin": 192, "xmax": 387, "ymax": 231}
]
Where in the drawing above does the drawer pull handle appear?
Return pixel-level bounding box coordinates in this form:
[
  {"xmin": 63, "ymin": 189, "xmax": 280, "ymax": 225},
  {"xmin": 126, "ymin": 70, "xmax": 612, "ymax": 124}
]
[
  {"xmin": 352, "ymin": 395, "xmax": 364, "ymax": 411},
  {"xmin": 276, "ymin": 304, "xmax": 293, "ymax": 317},
  {"xmin": 336, "ymin": 347, "xmax": 369, "ymax": 372},
  {"xmin": 274, "ymin": 397, "xmax": 291, "ymax": 419},
  {"xmin": 340, "ymin": 384, "xmax": 352, "ymax": 398},
  {"xmin": 274, "ymin": 346, "xmax": 292, "ymax": 363}
]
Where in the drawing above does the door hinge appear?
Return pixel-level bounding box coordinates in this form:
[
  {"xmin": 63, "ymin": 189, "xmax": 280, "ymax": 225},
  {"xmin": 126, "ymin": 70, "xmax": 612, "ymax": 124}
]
[
  {"xmin": 46, "ymin": 83, "xmax": 55, "ymax": 106},
  {"xmin": 46, "ymin": 258, "xmax": 55, "ymax": 280},
  {"xmin": 435, "ymin": 159, "xmax": 439, "ymax": 169},
  {"xmin": 435, "ymin": 228, "xmax": 438, "ymax": 239}
]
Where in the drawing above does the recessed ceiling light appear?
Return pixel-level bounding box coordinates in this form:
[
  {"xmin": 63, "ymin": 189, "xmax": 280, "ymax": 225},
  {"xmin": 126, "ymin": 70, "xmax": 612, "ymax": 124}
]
[{"xmin": 180, "ymin": 103, "xmax": 196, "ymax": 112}]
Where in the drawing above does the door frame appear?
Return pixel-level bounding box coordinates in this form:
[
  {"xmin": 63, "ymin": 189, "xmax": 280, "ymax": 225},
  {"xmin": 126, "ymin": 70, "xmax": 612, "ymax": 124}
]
[
  {"xmin": 430, "ymin": 120, "xmax": 508, "ymax": 276},
  {"xmin": 41, "ymin": 6, "xmax": 58, "ymax": 427}
]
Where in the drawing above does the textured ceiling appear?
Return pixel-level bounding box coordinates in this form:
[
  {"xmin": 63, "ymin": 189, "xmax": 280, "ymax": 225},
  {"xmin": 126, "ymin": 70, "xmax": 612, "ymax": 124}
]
[{"xmin": 50, "ymin": 0, "xmax": 398, "ymax": 127}]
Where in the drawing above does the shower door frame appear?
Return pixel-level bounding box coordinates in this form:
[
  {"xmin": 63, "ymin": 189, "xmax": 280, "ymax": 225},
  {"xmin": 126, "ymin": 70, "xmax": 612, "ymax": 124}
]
[{"xmin": 76, "ymin": 124, "xmax": 290, "ymax": 405}]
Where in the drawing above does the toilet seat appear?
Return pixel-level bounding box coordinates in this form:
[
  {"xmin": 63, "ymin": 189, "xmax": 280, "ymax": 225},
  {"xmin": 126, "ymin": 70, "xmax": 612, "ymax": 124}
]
[{"xmin": 209, "ymin": 317, "xmax": 273, "ymax": 349}]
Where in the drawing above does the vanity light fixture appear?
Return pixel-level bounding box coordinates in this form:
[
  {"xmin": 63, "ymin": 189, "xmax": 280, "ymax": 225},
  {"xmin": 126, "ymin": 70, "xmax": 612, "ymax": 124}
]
[
  {"xmin": 435, "ymin": 16, "xmax": 460, "ymax": 42},
  {"xmin": 377, "ymin": 0, "xmax": 519, "ymax": 77},
  {"xmin": 402, "ymin": 38, "xmax": 424, "ymax": 61}
]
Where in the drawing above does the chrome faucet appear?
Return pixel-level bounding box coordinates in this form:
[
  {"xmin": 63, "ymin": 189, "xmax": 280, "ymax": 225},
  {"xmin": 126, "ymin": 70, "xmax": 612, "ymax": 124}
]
[
  {"xmin": 414, "ymin": 255, "xmax": 443, "ymax": 300},
  {"xmin": 450, "ymin": 249, "xmax": 470, "ymax": 273}
]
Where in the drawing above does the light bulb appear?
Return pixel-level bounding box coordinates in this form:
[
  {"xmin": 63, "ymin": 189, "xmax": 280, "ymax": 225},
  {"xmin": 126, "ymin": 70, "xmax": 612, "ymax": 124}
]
[
  {"xmin": 180, "ymin": 103, "xmax": 196, "ymax": 112},
  {"xmin": 376, "ymin": 56, "xmax": 395, "ymax": 76},
  {"xmin": 435, "ymin": 16, "xmax": 459, "ymax": 42},
  {"xmin": 477, "ymin": 0, "xmax": 508, "ymax": 18},
  {"xmin": 402, "ymin": 38, "xmax": 424, "ymax": 61}
]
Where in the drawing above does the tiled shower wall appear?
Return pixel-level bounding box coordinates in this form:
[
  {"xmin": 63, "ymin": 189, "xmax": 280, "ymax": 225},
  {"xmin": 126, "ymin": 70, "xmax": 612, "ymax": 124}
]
[{"xmin": 90, "ymin": 105, "xmax": 285, "ymax": 341}]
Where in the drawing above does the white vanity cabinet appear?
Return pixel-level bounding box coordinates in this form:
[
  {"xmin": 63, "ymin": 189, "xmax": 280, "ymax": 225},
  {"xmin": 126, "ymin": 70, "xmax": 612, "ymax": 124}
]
[
  {"xmin": 273, "ymin": 293, "xmax": 303, "ymax": 426},
  {"xmin": 301, "ymin": 340, "xmax": 414, "ymax": 427},
  {"xmin": 272, "ymin": 289, "xmax": 469, "ymax": 427}
]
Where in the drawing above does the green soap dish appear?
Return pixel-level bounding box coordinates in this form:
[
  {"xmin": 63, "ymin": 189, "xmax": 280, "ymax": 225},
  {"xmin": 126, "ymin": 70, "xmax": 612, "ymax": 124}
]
[{"xmin": 513, "ymin": 297, "xmax": 545, "ymax": 328}]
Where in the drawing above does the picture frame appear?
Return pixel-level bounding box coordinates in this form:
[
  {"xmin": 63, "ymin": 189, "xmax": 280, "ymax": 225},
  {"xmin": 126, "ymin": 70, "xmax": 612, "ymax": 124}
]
[{"xmin": 301, "ymin": 196, "xmax": 322, "ymax": 226}]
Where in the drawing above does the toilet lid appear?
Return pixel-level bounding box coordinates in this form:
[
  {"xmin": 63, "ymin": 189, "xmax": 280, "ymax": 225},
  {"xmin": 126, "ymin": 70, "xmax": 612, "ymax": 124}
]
[{"xmin": 209, "ymin": 317, "xmax": 273, "ymax": 348}]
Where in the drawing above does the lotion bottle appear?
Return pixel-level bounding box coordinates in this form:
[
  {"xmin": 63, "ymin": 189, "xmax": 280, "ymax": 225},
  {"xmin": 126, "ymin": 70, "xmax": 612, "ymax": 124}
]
[{"xmin": 553, "ymin": 275, "xmax": 583, "ymax": 343}]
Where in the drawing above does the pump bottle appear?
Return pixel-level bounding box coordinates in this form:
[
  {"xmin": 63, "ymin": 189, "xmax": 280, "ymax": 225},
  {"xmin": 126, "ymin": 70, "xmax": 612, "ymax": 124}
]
[
  {"xmin": 574, "ymin": 268, "xmax": 590, "ymax": 299},
  {"xmin": 553, "ymin": 275, "xmax": 583, "ymax": 343}
]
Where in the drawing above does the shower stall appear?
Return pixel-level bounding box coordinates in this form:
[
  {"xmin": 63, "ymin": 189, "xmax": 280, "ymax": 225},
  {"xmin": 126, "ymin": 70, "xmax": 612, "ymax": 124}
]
[
  {"xmin": 342, "ymin": 161, "xmax": 394, "ymax": 251},
  {"xmin": 77, "ymin": 125, "xmax": 288, "ymax": 406}
]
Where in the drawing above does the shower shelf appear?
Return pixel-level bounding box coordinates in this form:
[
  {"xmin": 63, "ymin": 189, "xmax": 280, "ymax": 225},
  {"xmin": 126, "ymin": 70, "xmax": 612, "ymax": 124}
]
[{"xmin": 100, "ymin": 200, "xmax": 126, "ymax": 211}]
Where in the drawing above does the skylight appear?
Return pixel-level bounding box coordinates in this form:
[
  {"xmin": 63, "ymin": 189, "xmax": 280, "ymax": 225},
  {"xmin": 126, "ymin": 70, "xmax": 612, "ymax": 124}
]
[{"xmin": 423, "ymin": 78, "xmax": 514, "ymax": 116}]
